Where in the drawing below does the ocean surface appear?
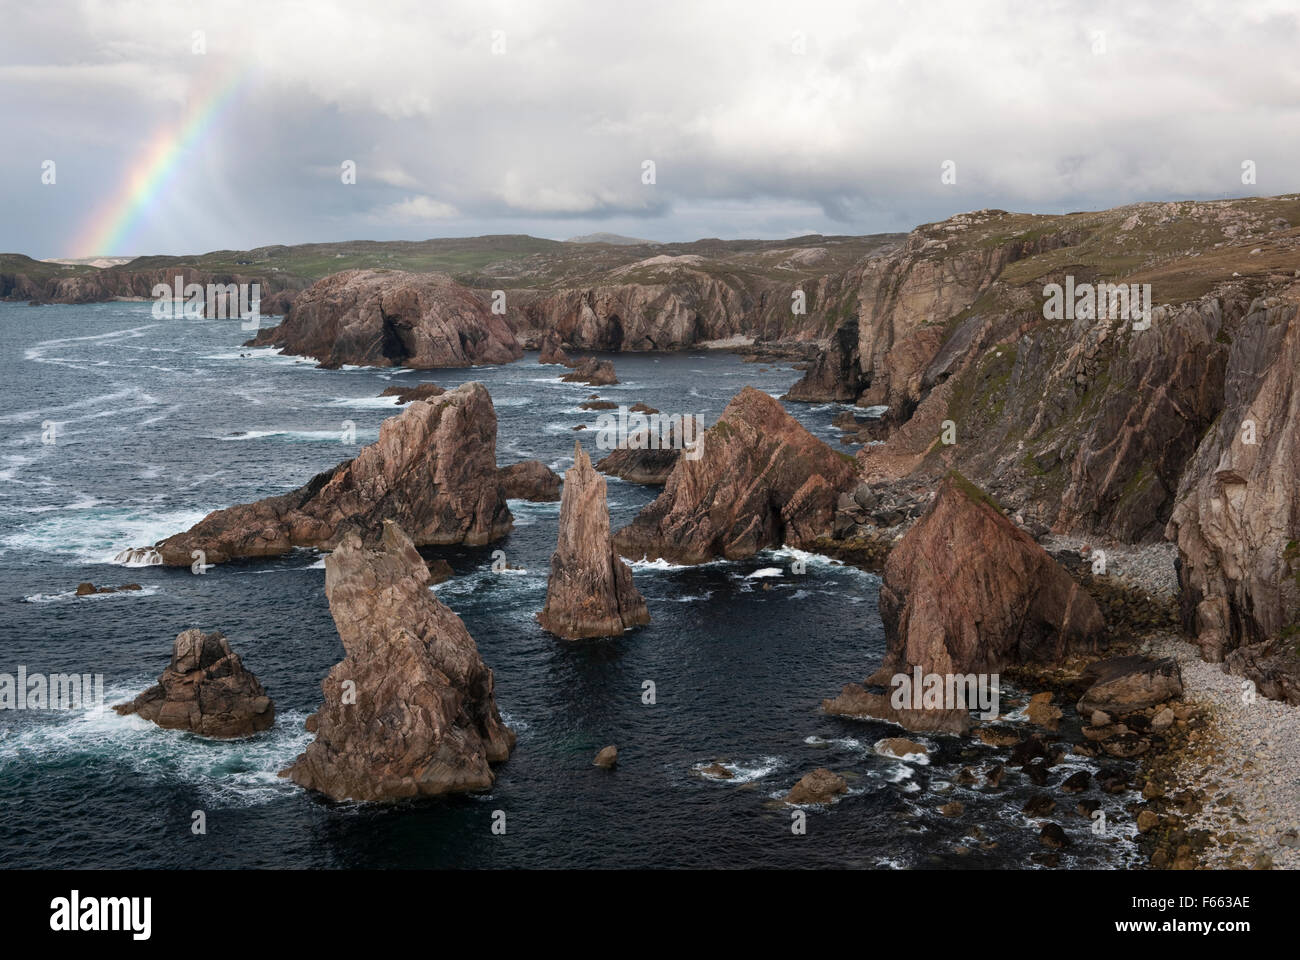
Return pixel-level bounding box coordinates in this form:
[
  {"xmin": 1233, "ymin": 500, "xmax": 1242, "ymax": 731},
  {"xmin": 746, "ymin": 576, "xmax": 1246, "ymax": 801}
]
[{"xmin": 0, "ymin": 302, "xmax": 1139, "ymax": 869}]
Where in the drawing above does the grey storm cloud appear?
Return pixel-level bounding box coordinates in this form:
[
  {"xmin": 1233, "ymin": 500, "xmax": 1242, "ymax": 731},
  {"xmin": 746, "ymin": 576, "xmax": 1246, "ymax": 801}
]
[{"xmin": 0, "ymin": 0, "xmax": 1297, "ymax": 257}]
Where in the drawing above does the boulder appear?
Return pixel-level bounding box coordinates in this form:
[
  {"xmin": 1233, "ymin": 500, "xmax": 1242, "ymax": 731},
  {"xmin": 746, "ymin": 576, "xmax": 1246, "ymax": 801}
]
[
  {"xmin": 114, "ymin": 629, "xmax": 274, "ymax": 738},
  {"xmin": 499, "ymin": 460, "xmax": 562, "ymax": 502},
  {"xmin": 784, "ymin": 768, "xmax": 847, "ymax": 805},
  {"xmin": 874, "ymin": 737, "xmax": 928, "ymax": 759},
  {"xmin": 281, "ymin": 521, "xmax": 515, "ymax": 801},
  {"xmin": 145, "ymin": 383, "xmax": 513, "ymax": 566},
  {"xmin": 821, "ymin": 683, "xmax": 971, "ymax": 734},
  {"xmin": 1075, "ymin": 656, "xmax": 1183, "ymax": 716},
  {"xmin": 871, "ymin": 472, "xmax": 1105, "ymax": 680},
  {"xmin": 537, "ymin": 443, "xmax": 650, "ymax": 639},
  {"xmin": 614, "ymin": 387, "xmax": 855, "ymax": 563}
]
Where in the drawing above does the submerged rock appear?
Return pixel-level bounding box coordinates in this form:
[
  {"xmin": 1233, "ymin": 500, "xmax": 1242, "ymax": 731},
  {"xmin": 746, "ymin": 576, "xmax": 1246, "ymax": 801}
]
[
  {"xmin": 115, "ymin": 628, "xmax": 274, "ymax": 739},
  {"xmin": 282, "ymin": 521, "xmax": 515, "ymax": 801},
  {"xmin": 785, "ymin": 768, "xmax": 848, "ymax": 805},
  {"xmin": 146, "ymin": 382, "xmax": 513, "ymax": 566},
  {"xmin": 614, "ymin": 387, "xmax": 855, "ymax": 563},
  {"xmin": 537, "ymin": 443, "xmax": 649, "ymax": 639}
]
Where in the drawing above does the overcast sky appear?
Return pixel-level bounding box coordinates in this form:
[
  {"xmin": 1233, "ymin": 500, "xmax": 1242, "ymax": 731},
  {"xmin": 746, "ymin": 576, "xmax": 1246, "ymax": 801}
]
[{"xmin": 2, "ymin": 0, "xmax": 1298, "ymax": 258}]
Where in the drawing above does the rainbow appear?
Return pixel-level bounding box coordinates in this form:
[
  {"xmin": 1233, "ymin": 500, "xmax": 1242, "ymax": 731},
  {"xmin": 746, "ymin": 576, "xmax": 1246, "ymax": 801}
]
[{"xmin": 71, "ymin": 64, "xmax": 250, "ymax": 258}]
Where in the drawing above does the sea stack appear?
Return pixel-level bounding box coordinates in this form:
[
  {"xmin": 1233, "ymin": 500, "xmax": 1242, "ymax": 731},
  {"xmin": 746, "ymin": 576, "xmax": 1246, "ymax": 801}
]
[
  {"xmin": 114, "ymin": 628, "xmax": 274, "ymax": 739},
  {"xmin": 282, "ymin": 521, "xmax": 515, "ymax": 802},
  {"xmin": 135, "ymin": 381, "xmax": 513, "ymax": 567},
  {"xmin": 537, "ymin": 442, "xmax": 650, "ymax": 639},
  {"xmin": 613, "ymin": 386, "xmax": 855, "ymax": 563},
  {"xmin": 874, "ymin": 471, "xmax": 1105, "ymax": 679}
]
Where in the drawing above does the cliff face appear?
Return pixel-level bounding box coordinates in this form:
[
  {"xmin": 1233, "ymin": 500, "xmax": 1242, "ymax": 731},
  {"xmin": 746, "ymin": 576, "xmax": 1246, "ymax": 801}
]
[
  {"xmin": 282, "ymin": 521, "xmax": 515, "ymax": 801},
  {"xmin": 145, "ymin": 382, "xmax": 512, "ymax": 565},
  {"xmin": 250, "ymin": 269, "xmax": 522, "ymax": 368},
  {"xmin": 786, "ymin": 213, "xmax": 1079, "ymax": 413},
  {"xmin": 1167, "ymin": 294, "xmax": 1300, "ymax": 665},
  {"xmin": 613, "ymin": 387, "xmax": 855, "ymax": 563},
  {"xmin": 0, "ymin": 262, "xmax": 302, "ymax": 308},
  {"xmin": 507, "ymin": 252, "xmax": 875, "ymax": 351},
  {"xmin": 537, "ymin": 443, "xmax": 649, "ymax": 639}
]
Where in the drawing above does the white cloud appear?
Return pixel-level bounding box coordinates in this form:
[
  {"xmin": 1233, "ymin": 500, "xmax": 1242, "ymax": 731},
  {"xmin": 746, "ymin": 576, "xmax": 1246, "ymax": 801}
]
[
  {"xmin": 1, "ymin": 0, "xmax": 1297, "ymax": 256},
  {"xmin": 375, "ymin": 195, "xmax": 460, "ymax": 222}
]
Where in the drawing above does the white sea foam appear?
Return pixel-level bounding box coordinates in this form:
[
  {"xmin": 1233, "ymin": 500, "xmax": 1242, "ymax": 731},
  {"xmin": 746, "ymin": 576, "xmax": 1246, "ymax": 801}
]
[
  {"xmin": 0, "ymin": 680, "xmax": 314, "ymax": 806},
  {"xmin": 219, "ymin": 428, "xmax": 376, "ymax": 443},
  {"xmin": 692, "ymin": 756, "xmax": 786, "ymax": 784},
  {"xmin": 328, "ymin": 395, "xmax": 402, "ymax": 409},
  {"xmin": 0, "ymin": 507, "xmax": 208, "ymax": 564}
]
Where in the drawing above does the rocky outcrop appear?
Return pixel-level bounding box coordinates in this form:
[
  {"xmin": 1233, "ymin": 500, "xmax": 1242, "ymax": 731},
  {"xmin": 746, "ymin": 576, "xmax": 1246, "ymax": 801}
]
[
  {"xmin": 784, "ymin": 768, "xmax": 847, "ymax": 805},
  {"xmin": 75, "ymin": 582, "xmax": 142, "ymax": 596},
  {"xmin": 538, "ymin": 330, "xmax": 572, "ymax": 366},
  {"xmin": 613, "ymin": 387, "xmax": 855, "ymax": 563},
  {"xmin": 499, "ymin": 460, "xmax": 562, "ymax": 501},
  {"xmin": 561, "ymin": 356, "xmax": 618, "ymax": 385},
  {"xmin": 1075, "ymin": 656, "xmax": 1183, "ymax": 715},
  {"xmin": 872, "ymin": 472, "xmax": 1105, "ymax": 679},
  {"xmin": 783, "ymin": 316, "xmax": 863, "ymax": 402},
  {"xmin": 282, "ymin": 521, "xmax": 515, "ymax": 801},
  {"xmin": 115, "ymin": 629, "xmax": 274, "ymax": 738},
  {"xmin": 249, "ymin": 269, "xmax": 522, "ymax": 369},
  {"xmin": 595, "ymin": 446, "xmax": 680, "ymax": 485},
  {"xmin": 537, "ymin": 443, "xmax": 649, "ymax": 639},
  {"xmin": 379, "ymin": 382, "xmax": 445, "ymax": 404},
  {"xmin": 1167, "ymin": 293, "xmax": 1300, "ymax": 662},
  {"xmin": 821, "ymin": 682, "xmax": 971, "ymax": 734},
  {"xmin": 145, "ymin": 382, "xmax": 512, "ymax": 566}
]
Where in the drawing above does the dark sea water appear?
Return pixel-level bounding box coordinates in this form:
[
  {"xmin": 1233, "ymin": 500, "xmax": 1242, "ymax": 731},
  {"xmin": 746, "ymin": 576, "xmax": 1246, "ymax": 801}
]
[{"xmin": 0, "ymin": 302, "xmax": 1139, "ymax": 869}]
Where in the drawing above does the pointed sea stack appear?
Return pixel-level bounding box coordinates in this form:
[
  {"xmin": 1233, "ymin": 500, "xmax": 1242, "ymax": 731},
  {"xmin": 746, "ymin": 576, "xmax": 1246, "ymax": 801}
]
[
  {"xmin": 613, "ymin": 386, "xmax": 855, "ymax": 563},
  {"xmin": 537, "ymin": 442, "xmax": 650, "ymax": 639},
  {"xmin": 874, "ymin": 471, "xmax": 1105, "ymax": 679},
  {"xmin": 282, "ymin": 521, "xmax": 515, "ymax": 801}
]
